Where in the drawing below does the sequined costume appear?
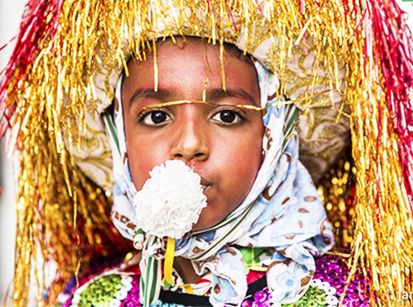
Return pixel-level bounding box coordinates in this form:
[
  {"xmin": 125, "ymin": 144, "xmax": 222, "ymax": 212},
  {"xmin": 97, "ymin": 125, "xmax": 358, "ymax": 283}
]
[{"xmin": 59, "ymin": 254, "xmax": 369, "ymax": 307}]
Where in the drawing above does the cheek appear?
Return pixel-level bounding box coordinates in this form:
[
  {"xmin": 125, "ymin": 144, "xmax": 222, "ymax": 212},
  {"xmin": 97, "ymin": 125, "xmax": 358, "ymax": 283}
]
[
  {"xmin": 128, "ymin": 154, "xmax": 151, "ymax": 190},
  {"xmin": 126, "ymin": 137, "xmax": 168, "ymax": 191},
  {"xmin": 215, "ymin": 128, "xmax": 263, "ymax": 182},
  {"xmin": 236, "ymin": 137, "xmax": 263, "ymax": 180},
  {"xmin": 239, "ymin": 128, "xmax": 264, "ymax": 183},
  {"xmin": 236, "ymin": 123, "xmax": 264, "ymax": 160}
]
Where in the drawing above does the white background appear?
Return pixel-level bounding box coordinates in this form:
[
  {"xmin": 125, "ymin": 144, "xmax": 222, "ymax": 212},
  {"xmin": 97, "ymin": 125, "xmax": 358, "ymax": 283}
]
[
  {"xmin": 0, "ymin": 0, "xmax": 26, "ymax": 303},
  {"xmin": 1, "ymin": 0, "xmax": 412, "ymax": 303}
]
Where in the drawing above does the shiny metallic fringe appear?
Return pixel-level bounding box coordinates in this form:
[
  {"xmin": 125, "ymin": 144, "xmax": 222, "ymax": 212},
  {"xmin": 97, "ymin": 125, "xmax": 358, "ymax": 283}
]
[{"xmin": 0, "ymin": 0, "xmax": 412, "ymax": 305}]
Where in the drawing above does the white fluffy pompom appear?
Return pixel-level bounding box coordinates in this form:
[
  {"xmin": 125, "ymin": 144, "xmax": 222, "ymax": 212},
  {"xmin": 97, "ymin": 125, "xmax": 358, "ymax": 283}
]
[{"xmin": 133, "ymin": 160, "xmax": 207, "ymax": 239}]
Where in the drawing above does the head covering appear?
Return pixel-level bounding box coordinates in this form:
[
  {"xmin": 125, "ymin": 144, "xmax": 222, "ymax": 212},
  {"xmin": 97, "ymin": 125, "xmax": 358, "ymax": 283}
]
[
  {"xmin": 108, "ymin": 58, "xmax": 334, "ymax": 305},
  {"xmin": 1, "ymin": 0, "xmax": 412, "ymax": 305}
]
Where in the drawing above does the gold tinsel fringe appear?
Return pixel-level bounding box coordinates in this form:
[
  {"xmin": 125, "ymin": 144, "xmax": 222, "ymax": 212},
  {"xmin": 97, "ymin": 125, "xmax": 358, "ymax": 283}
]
[
  {"xmin": 345, "ymin": 1, "xmax": 413, "ymax": 305},
  {"xmin": 2, "ymin": 0, "xmax": 412, "ymax": 305}
]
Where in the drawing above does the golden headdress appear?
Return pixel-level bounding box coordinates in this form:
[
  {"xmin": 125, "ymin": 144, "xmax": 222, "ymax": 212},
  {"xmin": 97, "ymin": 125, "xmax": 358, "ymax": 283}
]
[{"xmin": 0, "ymin": 0, "xmax": 412, "ymax": 305}]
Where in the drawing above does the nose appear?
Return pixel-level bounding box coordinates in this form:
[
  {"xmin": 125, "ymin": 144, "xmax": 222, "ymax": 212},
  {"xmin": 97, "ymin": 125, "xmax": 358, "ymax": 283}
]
[{"xmin": 170, "ymin": 116, "xmax": 209, "ymax": 163}]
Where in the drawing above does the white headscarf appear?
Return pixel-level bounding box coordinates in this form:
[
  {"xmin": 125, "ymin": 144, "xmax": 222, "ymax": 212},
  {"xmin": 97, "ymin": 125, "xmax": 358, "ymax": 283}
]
[{"xmin": 105, "ymin": 59, "xmax": 334, "ymax": 306}]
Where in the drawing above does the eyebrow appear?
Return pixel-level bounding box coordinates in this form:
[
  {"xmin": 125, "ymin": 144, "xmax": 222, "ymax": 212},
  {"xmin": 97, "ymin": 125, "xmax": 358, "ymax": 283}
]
[
  {"xmin": 204, "ymin": 88, "xmax": 258, "ymax": 106},
  {"xmin": 128, "ymin": 87, "xmax": 258, "ymax": 109},
  {"xmin": 129, "ymin": 88, "xmax": 174, "ymax": 110}
]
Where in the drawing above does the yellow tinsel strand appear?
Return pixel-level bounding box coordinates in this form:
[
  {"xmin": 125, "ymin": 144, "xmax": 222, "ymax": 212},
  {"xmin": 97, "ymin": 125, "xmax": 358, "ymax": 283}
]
[
  {"xmin": 345, "ymin": 1, "xmax": 413, "ymax": 305},
  {"xmin": 6, "ymin": 0, "xmax": 411, "ymax": 305},
  {"xmin": 8, "ymin": 0, "xmax": 347, "ymax": 304}
]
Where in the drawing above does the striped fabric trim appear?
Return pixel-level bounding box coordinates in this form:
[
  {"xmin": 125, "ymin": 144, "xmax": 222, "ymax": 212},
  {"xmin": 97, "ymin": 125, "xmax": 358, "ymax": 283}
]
[
  {"xmin": 191, "ymin": 202, "xmax": 255, "ymax": 261},
  {"xmin": 144, "ymin": 257, "xmax": 162, "ymax": 305},
  {"xmin": 141, "ymin": 236, "xmax": 162, "ymax": 306},
  {"xmin": 282, "ymin": 104, "xmax": 299, "ymax": 150},
  {"xmin": 103, "ymin": 113, "xmax": 121, "ymax": 155}
]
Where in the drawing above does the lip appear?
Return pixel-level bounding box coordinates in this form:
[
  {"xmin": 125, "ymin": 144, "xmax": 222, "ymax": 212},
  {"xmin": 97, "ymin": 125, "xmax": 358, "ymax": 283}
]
[
  {"xmin": 200, "ymin": 177, "xmax": 212, "ymax": 192},
  {"xmin": 186, "ymin": 162, "xmax": 213, "ymax": 192},
  {"xmin": 201, "ymin": 184, "xmax": 211, "ymax": 192}
]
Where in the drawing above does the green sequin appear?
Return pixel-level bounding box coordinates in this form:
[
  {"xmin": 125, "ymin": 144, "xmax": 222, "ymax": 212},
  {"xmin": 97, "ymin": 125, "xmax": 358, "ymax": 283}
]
[
  {"xmin": 283, "ymin": 285, "xmax": 330, "ymax": 307},
  {"xmin": 77, "ymin": 274, "xmax": 123, "ymax": 307}
]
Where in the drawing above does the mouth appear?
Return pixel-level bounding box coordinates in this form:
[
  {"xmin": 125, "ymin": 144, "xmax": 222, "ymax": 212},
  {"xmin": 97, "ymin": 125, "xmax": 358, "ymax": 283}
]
[
  {"xmin": 187, "ymin": 163, "xmax": 212, "ymax": 192},
  {"xmin": 200, "ymin": 178, "xmax": 212, "ymax": 192}
]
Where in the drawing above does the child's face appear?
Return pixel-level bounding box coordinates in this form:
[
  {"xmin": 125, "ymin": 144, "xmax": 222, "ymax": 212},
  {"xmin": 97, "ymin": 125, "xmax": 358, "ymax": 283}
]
[{"xmin": 122, "ymin": 39, "xmax": 264, "ymax": 231}]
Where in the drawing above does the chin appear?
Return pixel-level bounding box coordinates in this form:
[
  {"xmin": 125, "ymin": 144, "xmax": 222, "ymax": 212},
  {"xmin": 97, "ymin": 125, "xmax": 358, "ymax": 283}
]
[{"xmin": 192, "ymin": 212, "xmax": 224, "ymax": 232}]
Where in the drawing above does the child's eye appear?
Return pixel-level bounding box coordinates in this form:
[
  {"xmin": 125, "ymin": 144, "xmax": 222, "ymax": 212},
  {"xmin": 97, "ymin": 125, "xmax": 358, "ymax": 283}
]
[
  {"xmin": 138, "ymin": 110, "xmax": 171, "ymax": 126},
  {"xmin": 211, "ymin": 110, "xmax": 244, "ymax": 125}
]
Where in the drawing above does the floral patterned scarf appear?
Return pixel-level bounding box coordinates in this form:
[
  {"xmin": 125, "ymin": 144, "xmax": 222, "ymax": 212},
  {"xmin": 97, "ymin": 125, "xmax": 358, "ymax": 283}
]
[{"xmin": 106, "ymin": 60, "xmax": 334, "ymax": 306}]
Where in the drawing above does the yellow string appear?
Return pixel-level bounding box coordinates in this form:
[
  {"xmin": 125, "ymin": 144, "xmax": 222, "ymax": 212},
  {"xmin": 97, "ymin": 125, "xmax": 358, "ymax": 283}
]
[
  {"xmin": 140, "ymin": 91, "xmax": 332, "ymax": 113},
  {"xmin": 181, "ymin": 284, "xmax": 193, "ymax": 294},
  {"xmin": 164, "ymin": 237, "xmax": 176, "ymax": 285}
]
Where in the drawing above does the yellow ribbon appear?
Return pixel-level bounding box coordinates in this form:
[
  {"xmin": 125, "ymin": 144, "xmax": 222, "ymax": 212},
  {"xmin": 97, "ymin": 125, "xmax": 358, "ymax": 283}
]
[
  {"xmin": 181, "ymin": 284, "xmax": 193, "ymax": 294},
  {"xmin": 164, "ymin": 237, "xmax": 176, "ymax": 286}
]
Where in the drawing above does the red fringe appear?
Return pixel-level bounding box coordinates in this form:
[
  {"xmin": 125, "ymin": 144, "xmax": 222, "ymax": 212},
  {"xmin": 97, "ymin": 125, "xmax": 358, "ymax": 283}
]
[
  {"xmin": 370, "ymin": 0, "xmax": 413, "ymax": 209},
  {"xmin": 0, "ymin": 0, "xmax": 62, "ymax": 137}
]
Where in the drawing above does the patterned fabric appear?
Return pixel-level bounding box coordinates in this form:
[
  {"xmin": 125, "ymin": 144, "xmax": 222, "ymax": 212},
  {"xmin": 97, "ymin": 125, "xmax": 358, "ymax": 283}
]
[
  {"xmin": 61, "ymin": 254, "xmax": 369, "ymax": 307},
  {"xmin": 106, "ymin": 58, "xmax": 334, "ymax": 306},
  {"xmin": 61, "ymin": 3, "xmax": 348, "ymax": 192}
]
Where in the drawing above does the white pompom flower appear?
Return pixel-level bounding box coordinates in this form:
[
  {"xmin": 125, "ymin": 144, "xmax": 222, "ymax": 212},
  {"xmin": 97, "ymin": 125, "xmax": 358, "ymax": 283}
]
[{"xmin": 132, "ymin": 160, "xmax": 207, "ymax": 239}]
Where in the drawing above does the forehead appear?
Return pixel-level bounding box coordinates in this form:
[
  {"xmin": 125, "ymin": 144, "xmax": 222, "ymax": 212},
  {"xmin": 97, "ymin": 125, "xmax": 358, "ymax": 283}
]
[
  {"xmin": 122, "ymin": 38, "xmax": 259, "ymax": 97},
  {"xmin": 132, "ymin": 37, "xmax": 255, "ymax": 69}
]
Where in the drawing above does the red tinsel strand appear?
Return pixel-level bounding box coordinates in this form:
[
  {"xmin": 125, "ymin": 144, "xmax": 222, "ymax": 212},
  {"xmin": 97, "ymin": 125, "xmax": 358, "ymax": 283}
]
[
  {"xmin": 0, "ymin": 0, "xmax": 62, "ymax": 137},
  {"xmin": 254, "ymin": 0, "xmax": 264, "ymax": 16},
  {"xmin": 370, "ymin": 0, "xmax": 413, "ymax": 209},
  {"xmin": 0, "ymin": 36, "xmax": 16, "ymax": 53},
  {"xmin": 225, "ymin": 1, "xmax": 238, "ymax": 32},
  {"xmin": 341, "ymin": 0, "xmax": 349, "ymax": 21}
]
